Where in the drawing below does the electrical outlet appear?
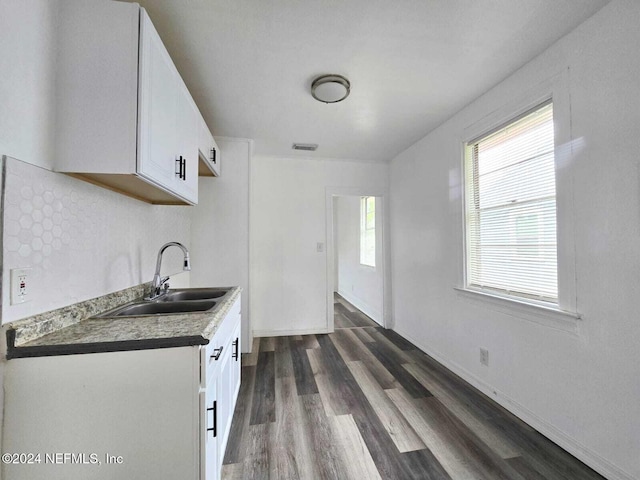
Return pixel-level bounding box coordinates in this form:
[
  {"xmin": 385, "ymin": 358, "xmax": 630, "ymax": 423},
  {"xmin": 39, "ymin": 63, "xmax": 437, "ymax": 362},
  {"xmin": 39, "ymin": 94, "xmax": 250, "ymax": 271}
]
[
  {"xmin": 480, "ymin": 347, "xmax": 489, "ymax": 366},
  {"xmin": 11, "ymin": 268, "xmax": 32, "ymax": 305}
]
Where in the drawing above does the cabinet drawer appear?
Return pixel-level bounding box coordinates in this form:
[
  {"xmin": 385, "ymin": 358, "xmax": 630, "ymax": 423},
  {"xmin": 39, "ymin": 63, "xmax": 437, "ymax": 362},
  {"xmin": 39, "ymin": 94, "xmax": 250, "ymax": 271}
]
[{"xmin": 201, "ymin": 297, "xmax": 241, "ymax": 386}]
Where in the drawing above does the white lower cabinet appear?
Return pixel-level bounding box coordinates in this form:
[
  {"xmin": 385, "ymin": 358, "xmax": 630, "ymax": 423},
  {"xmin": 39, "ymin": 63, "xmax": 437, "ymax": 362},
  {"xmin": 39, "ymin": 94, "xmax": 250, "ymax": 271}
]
[
  {"xmin": 2, "ymin": 297, "xmax": 241, "ymax": 480},
  {"xmin": 201, "ymin": 304, "xmax": 240, "ymax": 480}
]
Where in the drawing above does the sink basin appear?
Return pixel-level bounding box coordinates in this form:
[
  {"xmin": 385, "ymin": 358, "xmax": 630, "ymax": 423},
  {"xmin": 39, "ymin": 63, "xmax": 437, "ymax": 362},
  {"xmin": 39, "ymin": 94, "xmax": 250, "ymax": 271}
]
[
  {"xmin": 161, "ymin": 288, "xmax": 230, "ymax": 302},
  {"xmin": 94, "ymin": 287, "xmax": 233, "ymax": 318},
  {"xmin": 100, "ymin": 300, "xmax": 216, "ymax": 317}
]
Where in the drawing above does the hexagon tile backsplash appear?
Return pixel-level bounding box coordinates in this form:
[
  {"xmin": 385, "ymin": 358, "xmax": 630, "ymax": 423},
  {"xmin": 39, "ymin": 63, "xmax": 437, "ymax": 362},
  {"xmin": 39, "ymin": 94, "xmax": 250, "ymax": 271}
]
[{"xmin": 2, "ymin": 156, "xmax": 192, "ymax": 323}]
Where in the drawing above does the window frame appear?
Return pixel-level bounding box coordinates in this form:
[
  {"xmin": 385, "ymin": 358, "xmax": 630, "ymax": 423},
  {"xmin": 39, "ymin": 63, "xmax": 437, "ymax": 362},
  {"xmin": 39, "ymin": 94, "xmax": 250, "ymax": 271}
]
[
  {"xmin": 359, "ymin": 196, "xmax": 376, "ymax": 268},
  {"xmin": 464, "ymin": 100, "xmax": 558, "ymax": 305},
  {"xmin": 457, "ymin": 71, "xmax": 580, "ymax": 332}
]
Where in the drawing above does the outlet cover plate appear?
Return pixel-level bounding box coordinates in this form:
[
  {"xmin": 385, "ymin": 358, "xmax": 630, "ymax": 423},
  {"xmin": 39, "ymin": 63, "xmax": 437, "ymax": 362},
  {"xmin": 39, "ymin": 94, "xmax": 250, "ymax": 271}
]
[
  {"xmin": 10, "ymin": 268, "xmax": 32, "ymax": 305},
  {"xmin": 480, "ymin": 347, "xmax": 489, "ymax": 366}
]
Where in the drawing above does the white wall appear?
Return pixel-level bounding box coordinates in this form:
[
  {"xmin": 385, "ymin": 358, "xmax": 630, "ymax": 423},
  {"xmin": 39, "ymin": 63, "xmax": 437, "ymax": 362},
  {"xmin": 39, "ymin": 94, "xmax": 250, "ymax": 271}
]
[
  {"xmin": 335, "ymin": 196, "xmax": 383, "ymax": 324},
  {"xmin": 2, "ymin": 157, "xmax": 192, "ymax": 324},
  {"xmin": 2, "ymin": 2, "xmax": 74, "ymax": 463},
  {"xmin": 190, "ymin": 138, "xmax": 251, "ymax": 351},
  {"xmin": 251, "ymin": 155, "xmax": 388, "ymax": 336},
  {"xmin": 389, "ymin": 2, "xmax": 640, "ymax": 479},
  {"xmin": 0, "ymin": 0, "xmax": 58, "ymax": 170}
]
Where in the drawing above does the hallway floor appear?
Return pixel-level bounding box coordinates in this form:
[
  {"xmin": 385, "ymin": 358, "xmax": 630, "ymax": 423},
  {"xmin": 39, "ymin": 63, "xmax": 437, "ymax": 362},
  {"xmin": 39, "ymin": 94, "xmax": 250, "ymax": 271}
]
[
  {"xmin": 334, "ymin": 292, "xmax": 380, "ymax": 329},
  {"xmin": 221, "ymin": 309, "xmax": 604, "ymax": 479}
]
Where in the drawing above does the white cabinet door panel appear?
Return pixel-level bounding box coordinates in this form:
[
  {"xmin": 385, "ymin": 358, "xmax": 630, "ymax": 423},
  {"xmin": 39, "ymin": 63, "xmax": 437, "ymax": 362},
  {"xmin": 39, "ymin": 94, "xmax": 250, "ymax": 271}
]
[
  {"xmin": 231, "ymin": 321, "xmax": 242, "ymax": 404},
  {"xmin": 137, "ymin": 9, "xmax": 179, "ymax": 192},
  {"xmin": 202, "ymin": 381, "xmax": 219, "ymax": 480},
  {"xmin": 175, "ymin": 85, "xmax": 199, "ymax": 203}
]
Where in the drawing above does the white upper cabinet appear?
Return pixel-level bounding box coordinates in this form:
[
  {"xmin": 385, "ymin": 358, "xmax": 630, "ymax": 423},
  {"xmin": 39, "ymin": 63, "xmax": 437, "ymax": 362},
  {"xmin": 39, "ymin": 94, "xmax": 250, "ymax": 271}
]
[
  {"xmin": 54, "ymin": 1, "xmax": 216, "ymax": 205},
  {"xmin": 198, "ymin": 112, "xmax": 221, "ymax": 177},
  {"xmin": 138, "ymin": 10, "xmax": 198, "ymax": 203}
]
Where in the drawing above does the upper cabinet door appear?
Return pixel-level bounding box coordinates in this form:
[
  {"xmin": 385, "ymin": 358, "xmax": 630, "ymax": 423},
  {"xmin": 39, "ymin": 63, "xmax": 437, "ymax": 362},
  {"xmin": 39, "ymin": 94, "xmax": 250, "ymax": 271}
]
[
  {"xmin": 175, "ymin": 85, "xmax": 199, "ymax": 203},
  {"xmin": 137, "ymin": 9, "xmax": 181, "ymax": 196}
]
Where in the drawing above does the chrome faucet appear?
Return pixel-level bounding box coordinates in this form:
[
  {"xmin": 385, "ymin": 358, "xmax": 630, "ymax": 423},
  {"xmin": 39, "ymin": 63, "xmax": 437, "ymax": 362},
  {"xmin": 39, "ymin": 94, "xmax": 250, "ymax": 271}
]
[{"xmin": 148, "ymin": 242, "xmax": 191, "ymax": 300}]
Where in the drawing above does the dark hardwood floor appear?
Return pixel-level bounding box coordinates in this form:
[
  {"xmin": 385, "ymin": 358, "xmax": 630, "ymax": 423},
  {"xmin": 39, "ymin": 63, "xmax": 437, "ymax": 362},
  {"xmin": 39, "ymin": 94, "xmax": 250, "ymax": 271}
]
[
  {"xmin": 334, "ymin": 293, "xmax": 380, "ymax": 329},
  {"xmin": 222, "ymin": 301, "xmax": 605, "ymax": 479}
]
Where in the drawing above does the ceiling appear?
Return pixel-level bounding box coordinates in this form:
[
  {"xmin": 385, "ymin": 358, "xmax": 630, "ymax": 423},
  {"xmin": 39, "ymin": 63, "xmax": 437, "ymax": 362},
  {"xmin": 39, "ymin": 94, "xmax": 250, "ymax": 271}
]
[{"xmin": 129, "ymin": 0, "xmax": 608, "ymax": 162}]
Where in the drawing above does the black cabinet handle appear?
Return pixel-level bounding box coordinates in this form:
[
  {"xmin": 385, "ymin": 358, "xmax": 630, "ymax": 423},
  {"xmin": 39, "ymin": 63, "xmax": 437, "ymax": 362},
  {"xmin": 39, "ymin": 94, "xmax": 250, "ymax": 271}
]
[
  {"xmin": 206, "ymin": 400, "xmax": 217, "ymax": 437},
  {"xmin": 175, "ymin": 156, "xmax": 186, "ymax": 180},
  {"xmin": 210, "ymin": 148, "xmax": 216, "ymax": 164},
  {"xmin": 232, "ymin": 338, "xmax": 239, "ymax": 360},
  {"xmin": 210, "ymin": 346, "xmax": 223, "ymax": 360}
]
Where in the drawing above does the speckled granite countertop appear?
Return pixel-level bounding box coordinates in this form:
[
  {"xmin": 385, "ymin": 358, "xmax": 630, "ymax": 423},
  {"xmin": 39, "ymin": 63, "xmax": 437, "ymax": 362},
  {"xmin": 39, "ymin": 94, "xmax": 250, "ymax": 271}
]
[{"xmin": 5, "ymin": 285, "xmax": 241, "ymax": 359}]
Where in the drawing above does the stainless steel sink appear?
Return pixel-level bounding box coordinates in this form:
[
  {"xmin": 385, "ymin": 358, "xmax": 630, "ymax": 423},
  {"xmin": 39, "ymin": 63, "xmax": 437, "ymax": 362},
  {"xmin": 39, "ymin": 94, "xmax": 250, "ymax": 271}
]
[
  {"xmin": 101, "ymin": 300, "xmax": 217, "ymax": 317},
  {"xmin": 161, "ymin": 288, "xmax": 230, "ymax": 302},
  {"xmin": 95, "ymin": 287, "xmax": 233, "ymax": 318}
]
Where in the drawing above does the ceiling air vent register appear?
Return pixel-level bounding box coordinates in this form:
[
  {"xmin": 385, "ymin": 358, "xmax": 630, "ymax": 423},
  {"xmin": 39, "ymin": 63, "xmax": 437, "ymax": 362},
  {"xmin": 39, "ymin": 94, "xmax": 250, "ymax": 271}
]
[{"xmin": 292, "ymin": 143, "xmax": 318, "ymax": 151}]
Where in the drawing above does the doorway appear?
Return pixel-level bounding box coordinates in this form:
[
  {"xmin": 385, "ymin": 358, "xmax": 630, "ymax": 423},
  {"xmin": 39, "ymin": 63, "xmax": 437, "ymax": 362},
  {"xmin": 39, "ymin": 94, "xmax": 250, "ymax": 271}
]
[{"xmin": 325, "ymin": 188, "xmax": 391, "ymax": 332}]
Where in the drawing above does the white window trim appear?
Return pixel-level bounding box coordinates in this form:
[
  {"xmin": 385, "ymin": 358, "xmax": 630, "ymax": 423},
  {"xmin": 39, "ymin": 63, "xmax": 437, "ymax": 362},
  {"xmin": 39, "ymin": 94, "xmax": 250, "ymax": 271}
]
[
  {"xmin": 454, "ymin": 287, "xmax": 580, "ymax": 335},
  {"xmin": 360, "ymin": 196, "xmax": 376, "ymax": 268},
  {"xmin": 457, "ymin": 69, "xmax": 579, "ymax": 330}
]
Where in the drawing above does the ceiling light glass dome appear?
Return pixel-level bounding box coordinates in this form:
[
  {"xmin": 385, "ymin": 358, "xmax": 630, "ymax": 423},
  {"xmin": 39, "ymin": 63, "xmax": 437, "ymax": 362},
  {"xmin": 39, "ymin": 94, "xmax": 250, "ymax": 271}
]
[{"xmin": 311, "ymin": 74, "xmax": 351, "ymax": 103}]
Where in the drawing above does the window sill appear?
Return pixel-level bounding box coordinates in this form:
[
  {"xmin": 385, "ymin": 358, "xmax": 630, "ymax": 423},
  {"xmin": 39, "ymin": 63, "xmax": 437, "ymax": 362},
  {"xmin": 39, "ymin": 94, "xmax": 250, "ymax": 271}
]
[{"xmin": 453, "ymin": 287, "xmax": 581, "ymax": 335}]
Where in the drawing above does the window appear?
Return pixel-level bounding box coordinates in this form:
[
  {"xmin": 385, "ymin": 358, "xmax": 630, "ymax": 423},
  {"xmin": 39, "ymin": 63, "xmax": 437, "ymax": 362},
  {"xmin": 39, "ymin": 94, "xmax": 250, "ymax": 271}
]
[
  {"xmin": 464, "ymin": 101, "xmax": 557, "ymax": 304},
  {"xmin": 360, "ymin": 196, "xmax": 375, "ymax": 267}
]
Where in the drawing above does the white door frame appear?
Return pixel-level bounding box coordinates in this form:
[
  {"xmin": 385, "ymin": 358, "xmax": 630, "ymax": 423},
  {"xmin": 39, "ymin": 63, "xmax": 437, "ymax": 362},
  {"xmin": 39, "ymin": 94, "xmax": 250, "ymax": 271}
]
[{"xmin": 325, "ymin": 186, "xmax": 392, "ymax": 332}]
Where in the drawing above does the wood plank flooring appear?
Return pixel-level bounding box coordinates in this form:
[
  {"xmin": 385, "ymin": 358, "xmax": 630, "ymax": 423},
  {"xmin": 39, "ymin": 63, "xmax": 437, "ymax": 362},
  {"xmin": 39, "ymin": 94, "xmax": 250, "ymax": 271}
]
[
  {"xmin": 222, "ymin": 306, "xmax": 605, "ymax": 479},
  {"xmin": 334, "ymin": 293, "xmax": 380, "ymax": 329}
]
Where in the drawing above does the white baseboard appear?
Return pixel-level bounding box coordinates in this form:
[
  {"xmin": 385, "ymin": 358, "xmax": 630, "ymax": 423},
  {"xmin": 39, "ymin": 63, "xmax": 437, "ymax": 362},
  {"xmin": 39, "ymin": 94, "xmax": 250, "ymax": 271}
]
[
  {"xmin": 394, "ymin": 327, "xmax": 635, "ymax": 480},
  {"xmin": 252, "ymin": 327, "xmax": 330, "ymax": 338},
  {"xmin": 337, "ymin": 289, "xmax": 382, "ymax": 325}
]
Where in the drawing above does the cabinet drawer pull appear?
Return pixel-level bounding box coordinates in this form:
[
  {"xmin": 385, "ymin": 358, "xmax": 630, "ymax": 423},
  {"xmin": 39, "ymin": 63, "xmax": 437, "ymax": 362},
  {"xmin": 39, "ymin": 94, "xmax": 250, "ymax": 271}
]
[
  {"xmin": 210, "ymin": 346, "xmax": 223, "ymax": 360},
  {"xmin": 206, "ymin": 400, "xmax": 217, "ymax": 437},
  {"xmin": 182, "ymin": 157, "xmax": 186, "ymax": 180},
  {"xmin": 232, "ymin": 338, "xmax": 239, "ymax": 361},
  {"xmin": 210, "ymin": 148, "xmax": 216, "ymax": 164}
]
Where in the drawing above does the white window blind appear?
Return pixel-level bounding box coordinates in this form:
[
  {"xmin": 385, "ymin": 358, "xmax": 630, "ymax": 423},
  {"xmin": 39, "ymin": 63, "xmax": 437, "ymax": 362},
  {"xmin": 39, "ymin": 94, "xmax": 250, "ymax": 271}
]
[
  {"xmin": 465, "ymin": 101, "xmax": 557, "ymax": 303},
  {"xmin": 360, "ymin": 196, "xmax": 376, "ymax": 267}
]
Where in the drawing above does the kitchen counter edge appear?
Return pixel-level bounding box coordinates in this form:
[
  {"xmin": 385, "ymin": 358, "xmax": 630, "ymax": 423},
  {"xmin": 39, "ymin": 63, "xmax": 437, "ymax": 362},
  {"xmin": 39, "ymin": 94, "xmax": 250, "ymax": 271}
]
[{"xmin": 5, "ymin": 286, "xmax": 242, "ymax": 359}]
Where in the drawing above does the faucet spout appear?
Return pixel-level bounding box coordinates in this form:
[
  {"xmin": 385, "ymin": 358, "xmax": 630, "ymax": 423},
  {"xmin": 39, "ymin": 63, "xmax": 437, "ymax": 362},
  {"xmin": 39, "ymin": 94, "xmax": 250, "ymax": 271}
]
[{"xmin": 149, "ymin": 242, "xmax": 191, "ymax": 299}]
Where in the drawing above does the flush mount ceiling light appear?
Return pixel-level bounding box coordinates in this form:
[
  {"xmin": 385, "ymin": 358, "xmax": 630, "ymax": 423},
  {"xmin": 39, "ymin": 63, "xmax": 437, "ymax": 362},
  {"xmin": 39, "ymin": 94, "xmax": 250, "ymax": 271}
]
[{"xmin": 311, "ymin": 74, "xmax": 351, "ymax": 104}]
